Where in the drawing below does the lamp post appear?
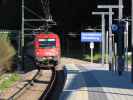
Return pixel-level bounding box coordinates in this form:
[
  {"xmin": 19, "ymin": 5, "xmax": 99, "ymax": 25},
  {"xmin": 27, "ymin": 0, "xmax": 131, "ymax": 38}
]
[
  {"xmin": 98, "ymin": 5, "xmax": 123, "ymax": 71},
  {"xmin": 92, "ymin": 12, "xmax": 114, "ymax": 66},
  {"xmin": 119, "ymin": 0, "xmax": 123, "ymax": 20}
]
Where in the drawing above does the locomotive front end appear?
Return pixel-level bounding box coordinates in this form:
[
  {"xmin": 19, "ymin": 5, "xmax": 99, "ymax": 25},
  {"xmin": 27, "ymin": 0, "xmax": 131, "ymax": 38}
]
[{"xmin": 34, "ymin": 33, "xmax": 60, "ymax": 66}]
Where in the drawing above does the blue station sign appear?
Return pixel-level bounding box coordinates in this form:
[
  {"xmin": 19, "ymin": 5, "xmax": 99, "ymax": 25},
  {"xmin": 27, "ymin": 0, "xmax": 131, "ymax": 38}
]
[{"xmin": 81, "ymin": 32, "xmax": 102, "ymax": 42}]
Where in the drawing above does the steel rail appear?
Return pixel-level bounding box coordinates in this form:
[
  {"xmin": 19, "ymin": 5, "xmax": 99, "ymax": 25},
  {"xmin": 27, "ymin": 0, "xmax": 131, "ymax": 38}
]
[
  {"xmin": 6, "ymin": 65, "xmax": 57, "ymax": 100},
  {"xmin": 7, "ymin": 70, "xmax": 41, "ymax": 100},
  {"xmin": 40, "ymin": 67, "xmax": 57, "ymax": 100}
]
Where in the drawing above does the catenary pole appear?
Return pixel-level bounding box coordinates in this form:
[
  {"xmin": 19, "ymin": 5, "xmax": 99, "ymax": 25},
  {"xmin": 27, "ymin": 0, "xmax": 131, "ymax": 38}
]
[{"xmin": 21, "ymin": 0, "xmax": 25, "ymax": 70}]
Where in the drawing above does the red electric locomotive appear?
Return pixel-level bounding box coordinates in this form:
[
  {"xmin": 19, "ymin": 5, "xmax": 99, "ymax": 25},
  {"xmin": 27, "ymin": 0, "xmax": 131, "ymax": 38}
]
[{"xmin": 34, "ymin": 32, "xmax": 61, "ymax": 66}]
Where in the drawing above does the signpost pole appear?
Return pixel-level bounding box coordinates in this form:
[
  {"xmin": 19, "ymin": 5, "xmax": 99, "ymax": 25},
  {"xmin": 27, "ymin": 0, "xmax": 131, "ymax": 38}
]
[
  {"xmin": 102, "ymin": 14, "xmax": 105, "ymax": 66},
  {"xmin": 90, "ymin": 42, "xmax": 94, "ymax": 63},
  {"xmin": 91, "ymin": 48, "xmax": 93, "ymax": 63},
  {"xmin": 81, "ymin": 32, "xmax": 101, "ymax": 63}
]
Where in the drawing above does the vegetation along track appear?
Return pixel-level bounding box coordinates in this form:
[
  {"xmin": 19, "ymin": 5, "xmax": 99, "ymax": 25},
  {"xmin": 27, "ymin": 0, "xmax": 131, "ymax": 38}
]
[{"xmin": 6, "ymin": 65, "xmax": 57, "ymax": 100}]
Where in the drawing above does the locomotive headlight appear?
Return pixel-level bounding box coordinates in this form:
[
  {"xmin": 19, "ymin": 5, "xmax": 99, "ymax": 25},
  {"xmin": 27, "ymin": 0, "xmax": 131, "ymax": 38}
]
[
  {"xmin": 36, "ymin": 57, "xmax": 43, "ymax": 61},
  {"xmin": 36, "ymin": 52, "xmax": 40, "ymax": 55},
  {"xmin": 36, "ymin": 56, "xmax": 47, "ymax": 61},
  {"xmin": 48, "ymin": 57, "xmax": 52, "ymax": 59},
  {"xmin": 53, "ymin": 56, "xmax": 57, "ymax": 61},
  {"xmin": 42, "ymin": 57, "xmax": 46, "ymax": 60}
]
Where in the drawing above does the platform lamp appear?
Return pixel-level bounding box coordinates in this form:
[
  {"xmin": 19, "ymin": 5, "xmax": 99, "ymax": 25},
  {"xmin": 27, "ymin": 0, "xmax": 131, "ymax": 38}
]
[{"xmin": 97, "ymin": 5, "xmax": 123, "ymax": 71}]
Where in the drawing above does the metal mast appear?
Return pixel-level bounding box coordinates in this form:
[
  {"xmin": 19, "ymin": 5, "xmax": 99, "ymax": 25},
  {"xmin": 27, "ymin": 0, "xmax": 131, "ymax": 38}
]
[
  {"xmin": 23, "ymin": 0, "xmax": 56, "ymax": 32},
  {"xmin": 119, "ymin": 0, "xmax": 123, "ymax": 20},
  {"xmin": 98, "ymin": 5, "xmax": 123, "ymax": 71},
  {"xmin": 20, "ymin": 0, "xmax": 25, "ymax": 70}
]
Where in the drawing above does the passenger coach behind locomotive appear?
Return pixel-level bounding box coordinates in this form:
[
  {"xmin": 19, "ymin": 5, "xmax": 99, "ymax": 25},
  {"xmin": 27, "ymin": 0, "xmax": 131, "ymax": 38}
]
[{"xmin": 34, "ymin": 32, "xmax": 61, "ymax": 66}]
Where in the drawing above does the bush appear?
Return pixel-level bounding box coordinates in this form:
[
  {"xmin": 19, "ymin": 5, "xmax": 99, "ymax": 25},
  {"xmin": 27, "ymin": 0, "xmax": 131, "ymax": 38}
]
[
  {"xmin": 0, "ymin": 33, "xmax": 16, "ymax": 72},
  {"xmin": 83, "ymin": 53, "xmax": 101, "ymax": 62},
  {"xmin": 0, "ymin": 73, "xmax": 20, "ymax": 91}
]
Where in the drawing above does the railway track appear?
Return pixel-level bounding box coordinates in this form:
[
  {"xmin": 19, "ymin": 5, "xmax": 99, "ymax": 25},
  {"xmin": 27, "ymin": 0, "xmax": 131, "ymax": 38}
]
[
  {"xmin": 40, "ymin": 67, "xmax": 57, "ymax": 100},
  {"xmin": 0, "ymin": 65, "xmax": 57, "ymax": 100}
]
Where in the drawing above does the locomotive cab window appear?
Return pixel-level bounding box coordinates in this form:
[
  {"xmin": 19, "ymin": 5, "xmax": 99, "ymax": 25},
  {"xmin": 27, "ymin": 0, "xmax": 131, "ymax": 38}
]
[{"xmin": 38, "ymin": 38, "xmax": 56, "ymax": 48}]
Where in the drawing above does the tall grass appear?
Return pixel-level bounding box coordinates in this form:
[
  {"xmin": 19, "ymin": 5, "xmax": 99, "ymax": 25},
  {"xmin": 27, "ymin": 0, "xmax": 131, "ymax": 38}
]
[
  {"xmin": 0, "ymin": 32, "xmax": 16, "ymax": 72},
  {"xmin": 0, "ymin": 73, "xmax": 20, "ymax": 91},
  {"xmin": 83, "ymin": 53, "xmax": 101, "ymax": 62}
]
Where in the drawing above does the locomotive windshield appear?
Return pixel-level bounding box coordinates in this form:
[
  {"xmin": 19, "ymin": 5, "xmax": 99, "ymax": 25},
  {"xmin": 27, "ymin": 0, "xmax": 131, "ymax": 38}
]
[{"xmin": 38, "ymin": 38, "xmax": 56, "ymax": 48}]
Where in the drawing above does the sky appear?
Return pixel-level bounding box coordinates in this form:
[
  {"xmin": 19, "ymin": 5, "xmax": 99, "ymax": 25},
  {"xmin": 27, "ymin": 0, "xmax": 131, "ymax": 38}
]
[
  {"xmin": 50, "ymin": 0, "xmax": 130, "ymax": 32},
  {"xmin": 0, "ymin": 0, "xmax": 131, "ymax": 32}
]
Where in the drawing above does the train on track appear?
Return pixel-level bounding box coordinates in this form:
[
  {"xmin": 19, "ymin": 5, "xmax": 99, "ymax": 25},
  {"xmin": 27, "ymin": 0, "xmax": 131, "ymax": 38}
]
[{"xmin": 34, "ymin": 32, "xmax": 61, "ymax": 66}]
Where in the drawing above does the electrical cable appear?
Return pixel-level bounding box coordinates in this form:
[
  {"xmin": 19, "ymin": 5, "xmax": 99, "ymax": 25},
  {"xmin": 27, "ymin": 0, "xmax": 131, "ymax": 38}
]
[
  {"xmin": 24, "ymin": 6, "xmax": 44, "ymax": 19},
  {"xmin": 41, "ymin": 0, "xmax": 48, "ymax": 17},
  {"xmin": 25, "ymin": 23, "xmax": 38, "ymax": 29}
]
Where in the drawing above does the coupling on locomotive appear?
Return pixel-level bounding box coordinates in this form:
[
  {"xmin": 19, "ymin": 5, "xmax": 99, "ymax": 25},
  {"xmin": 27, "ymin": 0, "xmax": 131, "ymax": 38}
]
[{"xmin": 34, "ymin": 32, "xmax": 61, "ymax": 66}]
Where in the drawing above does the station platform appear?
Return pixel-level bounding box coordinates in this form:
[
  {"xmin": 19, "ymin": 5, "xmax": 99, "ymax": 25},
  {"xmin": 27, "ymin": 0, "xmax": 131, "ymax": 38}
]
[{"xmin": 59, "ymin": 62, "xmax": 133, "ymax": 100}]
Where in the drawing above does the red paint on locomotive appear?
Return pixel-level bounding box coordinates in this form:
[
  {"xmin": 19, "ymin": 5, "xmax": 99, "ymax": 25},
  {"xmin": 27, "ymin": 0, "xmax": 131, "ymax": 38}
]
[{"xmin": 34, "ymin": 32, "xmax": 61, "ymax": 65}]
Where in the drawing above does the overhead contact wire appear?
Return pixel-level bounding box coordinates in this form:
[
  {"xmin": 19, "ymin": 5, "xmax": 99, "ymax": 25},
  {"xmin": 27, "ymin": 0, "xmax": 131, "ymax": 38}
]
[{"xmin": 24, "ymin": 6, "xmax": 44, "ymax": 19}]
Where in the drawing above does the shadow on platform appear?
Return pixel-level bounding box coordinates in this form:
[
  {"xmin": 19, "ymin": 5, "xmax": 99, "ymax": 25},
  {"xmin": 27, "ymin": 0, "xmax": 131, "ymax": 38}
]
[{"xmin": 61, "ymin": 66, "xmax": 133, "ymax": 100}]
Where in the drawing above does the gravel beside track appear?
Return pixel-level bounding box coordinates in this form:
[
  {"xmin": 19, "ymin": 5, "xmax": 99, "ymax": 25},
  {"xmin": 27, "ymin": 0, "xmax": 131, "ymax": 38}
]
[
  {"xmin": 0, "ymin": 69, "xmax": 52, "ymax": 100},
  {"xmin": 16, "ymin": 70, "xmax": 52, "ymax": 100}
]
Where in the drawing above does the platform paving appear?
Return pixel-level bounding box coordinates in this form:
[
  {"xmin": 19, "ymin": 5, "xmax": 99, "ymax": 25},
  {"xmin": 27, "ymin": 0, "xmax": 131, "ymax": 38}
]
[
  {"xmin": 60, "ymin": 62, "xmax": 133, "ymax": 100},
  {"xmin": 59, "ymin": 63, "xmax": 89, "ymax": 100}
]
